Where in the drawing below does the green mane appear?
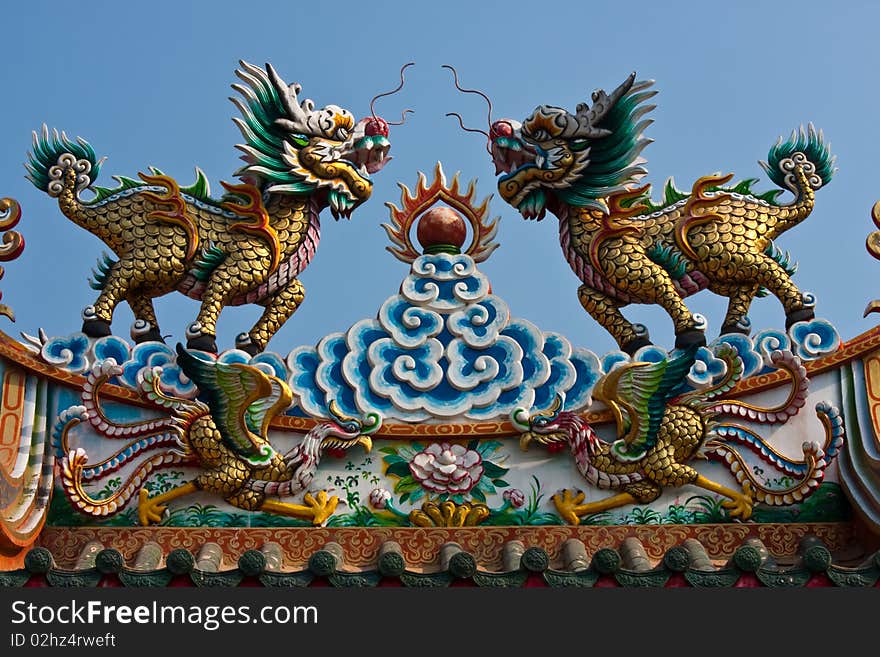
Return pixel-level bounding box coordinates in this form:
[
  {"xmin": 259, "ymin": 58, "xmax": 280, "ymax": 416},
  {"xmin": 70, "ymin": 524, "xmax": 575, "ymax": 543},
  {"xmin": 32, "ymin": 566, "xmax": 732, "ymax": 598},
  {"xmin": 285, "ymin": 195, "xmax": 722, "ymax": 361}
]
[
  {"xmin": 624, "ymin": 176, "xmax": 784, "ymax": 213},
  {"xmin": 229, "ymin": 61, "xmax": 315, "ymax": 194},
  {"xmin": 554, "ymin": 78, "xmax": 656, "ymax": 208}
]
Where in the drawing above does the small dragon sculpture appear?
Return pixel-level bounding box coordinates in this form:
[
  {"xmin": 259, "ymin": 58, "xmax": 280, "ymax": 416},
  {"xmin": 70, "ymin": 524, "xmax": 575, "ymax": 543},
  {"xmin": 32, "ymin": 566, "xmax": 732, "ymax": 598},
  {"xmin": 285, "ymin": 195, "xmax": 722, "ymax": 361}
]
[
  {"xmin": 514, "ymin": 344, "xmax": 844, "ymax": 524},
  {"xmin": 27, "ymin": 60, "xmax": 407, "ymax": 354},
  {"xmin": 56, "ymin": 346, "xmax": 379, "ymax": 526},
  {"xmin": 450, "ymin": 71, "xmax": 834, "ymax": 354}
]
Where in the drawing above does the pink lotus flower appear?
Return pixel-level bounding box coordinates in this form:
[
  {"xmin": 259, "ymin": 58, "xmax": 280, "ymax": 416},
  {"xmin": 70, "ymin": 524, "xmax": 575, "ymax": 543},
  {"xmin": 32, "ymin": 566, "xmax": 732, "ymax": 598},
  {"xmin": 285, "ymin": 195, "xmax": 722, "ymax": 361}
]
[{"xmin": 409, "ymin": 443, "xmax": 484, "ymax": 495}]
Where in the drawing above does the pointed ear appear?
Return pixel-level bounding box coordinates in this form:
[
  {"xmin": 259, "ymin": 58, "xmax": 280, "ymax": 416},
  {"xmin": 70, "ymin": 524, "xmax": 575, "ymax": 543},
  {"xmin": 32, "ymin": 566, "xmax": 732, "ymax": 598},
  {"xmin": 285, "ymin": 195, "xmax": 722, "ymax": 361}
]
[
  {"xmin": 265, "ymin": 62, "xmax": 310, "ymax": 131},
  {"xmin": 568, "ymin": 72, "xmax": 640, "ymax": 139}
]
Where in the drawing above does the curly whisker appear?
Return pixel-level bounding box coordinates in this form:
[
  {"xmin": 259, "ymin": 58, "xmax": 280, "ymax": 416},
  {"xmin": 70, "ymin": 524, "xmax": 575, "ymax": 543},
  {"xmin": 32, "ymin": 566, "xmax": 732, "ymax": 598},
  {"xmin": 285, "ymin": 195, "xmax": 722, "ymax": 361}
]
[
  {"xmin": 445, "ymin": 112, "xmax": 491, "ymax": 154},
  {"xmin": 371, "ymin": 62, "xmax": 416, "ymax": 122},
  {"xmin": 441, "ymin": 64, "xmax": 494, "ymax": 127},
  {"xmin": 387, "ymin": 109, "xmax": 415, "ymax": 126}
]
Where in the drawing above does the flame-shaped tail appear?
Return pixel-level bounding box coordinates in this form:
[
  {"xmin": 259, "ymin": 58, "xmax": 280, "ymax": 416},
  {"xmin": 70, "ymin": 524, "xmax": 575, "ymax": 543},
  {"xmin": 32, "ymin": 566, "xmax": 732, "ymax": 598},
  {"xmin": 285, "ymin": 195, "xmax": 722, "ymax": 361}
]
[
  {"xmin": 61, "ymin": 448, "xmax": 192, "ymax": 517},
  {"xmin": 81, "ymin": 360, "xmax": 197, "ymax": 437},
  {"xmin": 688, "ymin": 349, "xmax": 808, "ymax": 423},
  {"xmin": 703, "ymin": 401, "xmax": 845, "ymax": 505},
  {"xmin": 54, "ymin": 359, "xmax": 204, "ymax": 518}
]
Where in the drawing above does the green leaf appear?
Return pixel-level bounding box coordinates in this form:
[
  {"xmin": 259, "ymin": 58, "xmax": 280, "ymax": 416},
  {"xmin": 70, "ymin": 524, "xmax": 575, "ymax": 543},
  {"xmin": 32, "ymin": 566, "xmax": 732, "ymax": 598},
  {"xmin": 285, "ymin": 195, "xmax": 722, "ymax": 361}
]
[
  {"xmin": 471, "ymin": 488, "xmax": 486, "ymax": 503},
  {"xmin": 476, "ymin": 440, "xmax": 503, "ymax": 456},
  {"xmin": 379, "ymin": 447, "xmax": 399, "ymax": 455},
  {"xmin": 492, "ymin": 479, "xmax": 509, "ymax": 488},
  {"xmin": 393, "ymin": 476, "xmax": 421, "ymax": 495},
  {"xmin": 385, "ymin": 461, "xmax": 412, "ymax": 478},
  {"xmin": 482, "ymin": 462, "xmax": 509, "ymax": 478},
  {"xmin": 467, "ymin": 439, "xmax": 479, "ymax": 451},
  {"xmin": 399, "ymin": 492, "xmax": 411, "ymax": 504},
  {"xmin": 477, "ymin": 478, "xmax": 496, "ymax": 495}
]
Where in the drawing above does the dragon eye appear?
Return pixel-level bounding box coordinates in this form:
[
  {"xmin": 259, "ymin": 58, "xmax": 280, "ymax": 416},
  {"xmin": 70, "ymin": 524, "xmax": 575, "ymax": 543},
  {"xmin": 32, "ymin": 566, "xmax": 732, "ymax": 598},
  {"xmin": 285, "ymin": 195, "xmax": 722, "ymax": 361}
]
[
  {"xmin": 343, "ymin": 422, "xmax": 359, "ymax": 433},
  {"xmin": 290, "ymin": 133, "xmax": 310, "ymax": 148},
  {"xmin": 528, "ymin": 128, "xmax": 550, "ymax": 141}
]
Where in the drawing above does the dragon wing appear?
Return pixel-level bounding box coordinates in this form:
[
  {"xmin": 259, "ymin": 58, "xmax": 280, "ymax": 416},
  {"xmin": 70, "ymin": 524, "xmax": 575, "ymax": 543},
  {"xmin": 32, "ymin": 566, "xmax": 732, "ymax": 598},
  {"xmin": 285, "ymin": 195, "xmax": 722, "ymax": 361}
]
[
  {"xmin": 175, "ymin": 344, "xmax": 287, "ymax": 466},
  {"xmin": 556, "ymin": 74, "xmax": 657, "ymax": 209},
  {"xmin": 593, "ymin": 345, "xmax": 698, "ymax": 462}
]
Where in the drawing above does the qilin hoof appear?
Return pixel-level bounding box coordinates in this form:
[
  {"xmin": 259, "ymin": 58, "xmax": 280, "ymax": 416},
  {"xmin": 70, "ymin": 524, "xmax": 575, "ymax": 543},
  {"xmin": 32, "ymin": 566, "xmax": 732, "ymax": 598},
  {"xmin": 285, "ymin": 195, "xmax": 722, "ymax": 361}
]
[
  {"xmin": 304, "ymin": 490, "xmax": 339, "ymax": 526},
  {"xmin": 674, "ymin": 328, "xmax": 707, "ymax": 350},
  {"xmin": 551, "ymin": 489, "xmax": 585, "ymax": 526},
  {"xmin": 131, "ymin": 321, "xmax": 166, "ymax": 344},
  {"xmin": 186, "ymin": 333, "xmax": 218, "ymax": 353},
  {"xmin": 138, "ymin": 488, "xmax": 166, "ymax": 526},
  {"xmin": 82, "ymin": 318, "xmax": 112, "ymax": 338},
  {"xmin": 621, "ymin": 336, "xmax": 652, "ymax": 356},
  {"xmin": 785, "ymin": 307, "xmax": 815, "ymax": 329},
  {"xmin": 235, "ymin": 333, "xmax": 262, "ymax": 357},
  {"xmin": 720, "ymin": 322, "xmax": 750, "ymax": 336}
]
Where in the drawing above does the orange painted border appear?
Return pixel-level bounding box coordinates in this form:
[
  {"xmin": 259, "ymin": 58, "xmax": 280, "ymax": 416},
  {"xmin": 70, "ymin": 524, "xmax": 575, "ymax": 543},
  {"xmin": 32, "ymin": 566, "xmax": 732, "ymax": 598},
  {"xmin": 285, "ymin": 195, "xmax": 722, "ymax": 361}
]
[{"xmin": 37, "ymin": 522, "xmax": 856, "ymax": 570}]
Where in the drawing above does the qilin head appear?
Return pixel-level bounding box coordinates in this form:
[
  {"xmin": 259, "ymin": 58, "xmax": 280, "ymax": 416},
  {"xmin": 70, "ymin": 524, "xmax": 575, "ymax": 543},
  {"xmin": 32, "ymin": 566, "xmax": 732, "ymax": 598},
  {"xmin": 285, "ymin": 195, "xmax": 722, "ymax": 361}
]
[
  {"xmin": 444, "ymin": 67, "xmax": 656, "ymax": 220},
  {"xmin": 232, "ymin": 61, "xmax": 414, "ymax": 219}
]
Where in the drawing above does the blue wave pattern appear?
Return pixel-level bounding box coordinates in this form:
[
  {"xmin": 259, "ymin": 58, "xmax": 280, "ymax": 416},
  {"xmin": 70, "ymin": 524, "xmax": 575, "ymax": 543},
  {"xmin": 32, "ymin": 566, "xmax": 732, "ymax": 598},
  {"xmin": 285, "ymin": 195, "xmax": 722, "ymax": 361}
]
[
  {"xmin": 287, "ymin": 253, "xmax": 602, "ymax": 420},
  {"xmin": 29, "ymin": 267, "xmax": 842, "ymax": 419},
  {"xmin": 33, "ymin": 333, "xmax": 290, "ymax": 399}
]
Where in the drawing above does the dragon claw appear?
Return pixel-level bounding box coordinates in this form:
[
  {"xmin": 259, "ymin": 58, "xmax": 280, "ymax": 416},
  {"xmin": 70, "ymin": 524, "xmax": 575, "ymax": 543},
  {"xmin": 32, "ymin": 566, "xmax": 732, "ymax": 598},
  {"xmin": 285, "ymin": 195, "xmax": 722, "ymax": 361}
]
[
  {"xmin": 138, "ymin": 488, "xmax": 167, "ymax": 526},
  {"xmin": 721, "ymin": 481, "xmax": 754, "ymax": 520},
  {"xmin": 303, "ymin": 490, "xmax": 340, "ymax": 526},
  {"xmin": 552, "ymin": 488, "xmax": 586, "ymax": 525}
]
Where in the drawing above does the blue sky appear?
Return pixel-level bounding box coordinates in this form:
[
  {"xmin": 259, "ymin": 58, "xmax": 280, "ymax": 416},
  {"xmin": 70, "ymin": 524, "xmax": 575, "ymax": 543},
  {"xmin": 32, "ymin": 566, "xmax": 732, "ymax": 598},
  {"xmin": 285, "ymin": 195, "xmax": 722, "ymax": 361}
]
[{"xmin": 1, "ymin": 0, "xmax": 878, "ymax": 357}]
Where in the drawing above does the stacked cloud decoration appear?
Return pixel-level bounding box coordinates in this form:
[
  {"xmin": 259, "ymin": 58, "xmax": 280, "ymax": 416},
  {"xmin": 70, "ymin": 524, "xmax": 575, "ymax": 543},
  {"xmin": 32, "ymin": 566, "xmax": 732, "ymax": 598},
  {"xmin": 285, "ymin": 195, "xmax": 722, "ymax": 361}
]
[
  {"xmin": 788, "ymin": 319, "xmax": 841, "ymax": 359},
  {"xmin": 287, "ymin": 252, "xmax": 603, "ymax": 421},
  {"xmin": 119, "ymin": 342, "xmax": 197, "ymax": 398},
  {"xmin": 40, "ymin": 332, "xmax": 92, "ymax": 373}
]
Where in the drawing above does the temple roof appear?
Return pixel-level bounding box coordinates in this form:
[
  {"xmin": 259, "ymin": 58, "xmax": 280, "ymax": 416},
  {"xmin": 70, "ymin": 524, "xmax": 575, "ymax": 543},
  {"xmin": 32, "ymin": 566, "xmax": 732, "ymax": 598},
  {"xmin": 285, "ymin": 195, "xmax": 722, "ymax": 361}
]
[{"xmin": 4, "ymin": 524, "xmax": 876, "ymax": 588}]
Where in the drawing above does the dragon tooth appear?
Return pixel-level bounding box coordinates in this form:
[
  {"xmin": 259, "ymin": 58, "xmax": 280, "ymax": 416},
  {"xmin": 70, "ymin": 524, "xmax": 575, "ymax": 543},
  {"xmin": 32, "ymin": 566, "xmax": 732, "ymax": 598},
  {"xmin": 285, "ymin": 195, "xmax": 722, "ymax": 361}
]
[{"xmin": 329, "ymin": 194, "xmax": 341, "ymax": 218}]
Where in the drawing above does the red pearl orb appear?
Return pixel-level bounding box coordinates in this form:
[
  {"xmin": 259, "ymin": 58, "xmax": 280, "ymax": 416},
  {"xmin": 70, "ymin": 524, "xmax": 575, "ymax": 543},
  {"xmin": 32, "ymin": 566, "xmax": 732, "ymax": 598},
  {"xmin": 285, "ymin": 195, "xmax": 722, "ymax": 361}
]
[
  {"xmin": 364, "ymin": 117, "xmax": 389, "ymax": 137},
  {"xmin": 490, "ymin": 120, "xmax": 514, "ymax": 139},
  {"xmin": 416, "ymin": 207, "xmax": 467, "ymax": 251}
]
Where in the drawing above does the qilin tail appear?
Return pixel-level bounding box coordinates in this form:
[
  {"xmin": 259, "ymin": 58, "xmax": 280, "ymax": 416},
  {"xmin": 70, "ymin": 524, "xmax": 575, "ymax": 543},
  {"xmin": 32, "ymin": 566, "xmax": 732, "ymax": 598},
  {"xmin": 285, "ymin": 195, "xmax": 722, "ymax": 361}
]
[
  {"xmin": 25, "ymin": 125, "xmax": 104, "ymax": 231},
  {"xmin": 703, "ymin": 401, "xmax": 845, "ymax": 505},
  {"xmin": 759, "ymin": 123, "xmax": 835, "ymax": 238}
]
